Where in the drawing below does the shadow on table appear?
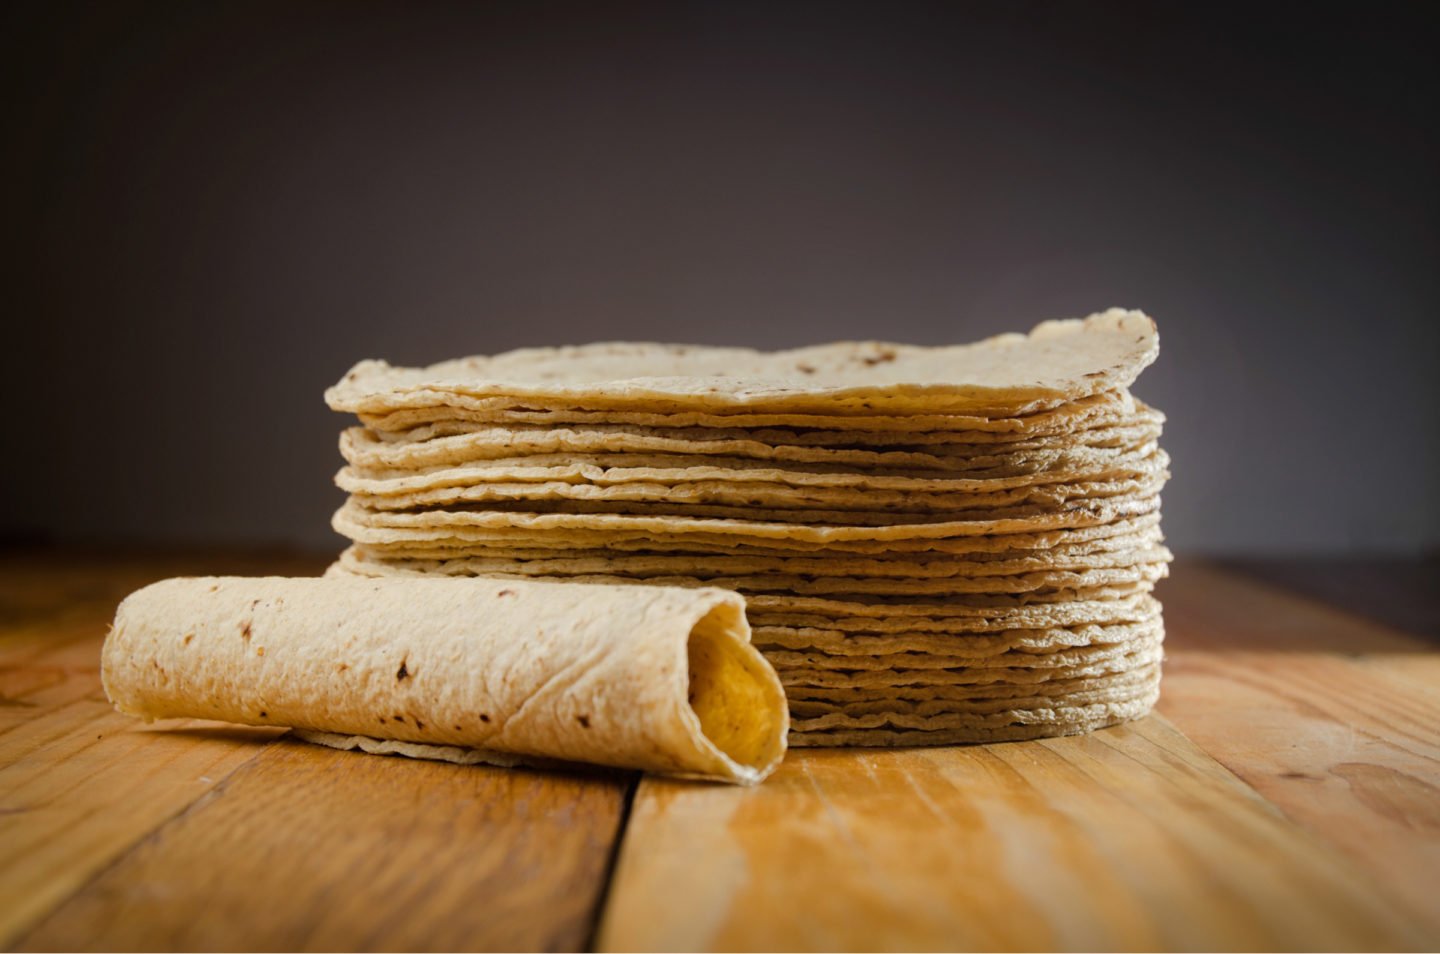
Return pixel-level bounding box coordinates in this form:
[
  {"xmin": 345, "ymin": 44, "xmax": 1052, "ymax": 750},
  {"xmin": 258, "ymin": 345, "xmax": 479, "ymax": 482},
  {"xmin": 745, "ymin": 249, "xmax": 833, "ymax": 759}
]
[{"xmin": 1223, "ymin": 555, "xmax": 1440, "ymax": 645}]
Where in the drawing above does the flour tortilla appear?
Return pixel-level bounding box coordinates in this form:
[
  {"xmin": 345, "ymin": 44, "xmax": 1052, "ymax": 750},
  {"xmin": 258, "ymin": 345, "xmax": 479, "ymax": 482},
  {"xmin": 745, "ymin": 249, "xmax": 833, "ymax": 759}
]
[
  {"xmin": 337, "ymin": 447, "xmax": 1166, "ymax": 497},
  {"xmin": 748, "ymin": 593, "xmax": 1161, "ymax": 634},
  {"xmin": 774, "ymin": 637, "xmax": 1164, "ymax": 688},
  {"xmin": 327, "ymin": 310, "xmax": 1157, "ymax": 418},
  {"xmin": 764, "ymin": 625, "xmax": 1163, "ymax": 670},
  {"xmin": 341, "ymin": 462, "xmax": 1168, "ymax": 516},
  {"xmin": 334, "ymin": 524, "xmax": 1165, "ymax": 569},
  {"xmin": 341, "ymin": 417, "xmax": 1166, "ymax": 472},
  {"xmin": 787, "ymin": 705, "xmax": 1155, "ymax": 745},
  {"xmin": 787, "ymin": 689, "xmax": 1159, "ymax": 739},
  {"xmin": 356, "ymin": 387, "xmax": 1144, "ymax": 435},
  {"xmin": 330, "ymin": 538, "xmax": 1168, "ymax": 581},
  {"xmin": 323, "ymin": 552, "xmax": 1170, "ymax": 597},
  {"xmin": 102, "ymin": 576, "xmax": 787, "ymax": 783},
  {"xmin": 742, "ymin": 584, "xmax": 1162, "ymax": 615},
  {"xmin": 786, "ymin": 663, "xmax": 1161, "ymax": 709},
  {"xmin": 328, "ymin": 551, "xmax": 1168, "ymax": 600},
  {"xmin": 336, "ymin": 511, "xmax": 1164, "ymax": 558},
  {"xmin": 753, "ymin": 615, "xmax": 1162, "ymax": 656},
  {"xmin": 333, "ymin": 493, "xmax": 1162, "ymax": 544}
]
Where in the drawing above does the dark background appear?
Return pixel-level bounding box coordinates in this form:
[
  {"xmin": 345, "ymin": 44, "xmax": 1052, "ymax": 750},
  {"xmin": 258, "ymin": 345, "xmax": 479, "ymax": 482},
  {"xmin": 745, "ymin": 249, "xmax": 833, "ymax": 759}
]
[{"xmin": 5, "ymin": 0, "xmax": 1437, "ymax": 555}]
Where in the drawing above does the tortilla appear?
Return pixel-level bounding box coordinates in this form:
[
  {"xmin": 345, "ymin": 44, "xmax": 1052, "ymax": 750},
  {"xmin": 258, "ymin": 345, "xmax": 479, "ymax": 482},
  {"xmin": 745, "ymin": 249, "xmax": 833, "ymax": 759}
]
[
  {"xmin": 786, "ymin": 709, "xmax": 1150, "ymax": 746},
  {"xmin": 355, "ymin": 387, "xmax": 1142, "ymax": 435},
  {"xmin": 337, "ymin": 448, "xmax": 1167, "ymax": 497},
  {"xmin": 335, "ymin": 511, "xmax": 1165, "ymax": 558},
  {"xmin": 102, "ymin": 576, "xmax": 787, "ymax": 783},
  {"xmin": 326, "ymin": 310, "xmax": 1157, "ymax": 416},
  {"xmin": 787, "ymin": 691, "xmax": 1159, "ymax": 740},
  {"xmin": 340, "ymin": 417, "xmax": 1166, "ymax": 471},
  {"xmin": 318, "ymin": 312, "xmax": 1170, "ymax": 749},
  {"xmin": 747, "ymin": 593, "xmax": 1161, "ymax": 633},
  {"xmin": 752, "ymin": 615, "xmax": 1162, "ymax": 656},
  {"xmin": 324, "ymin": 554, "xmax": 1170, "ymax": 597},
  {"xmin": 333, "ymin": 494, "xmax": 1162, "ymax": 544},
  {"xmin": 786, "ymin": 663, "xmax": 1161, "ymax": 708},
  {"xmin": 774, "ymin": 638, "xmax": 1164, "ymax": 688},
  {"xmin": 330, "ymin": 539, "xmax": 1169, "ymax": 581}
]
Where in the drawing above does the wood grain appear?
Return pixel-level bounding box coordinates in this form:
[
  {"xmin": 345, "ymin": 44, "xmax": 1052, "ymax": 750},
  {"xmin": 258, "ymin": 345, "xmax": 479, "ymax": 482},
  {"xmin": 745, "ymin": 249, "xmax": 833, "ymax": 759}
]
[
  {"xmin": 0, "ymin": 699, "xmax": 285, "ymax": 946},
  {"xmin": 0, "ymin": 553, "xmax": 305, "ymax": 946},
  {"xmin": 15, "ymin": 736, "xmax": 631, "ymax": 953},
  {"xmin": 1157, "ymin": 562, "xmax": 1440, "ymax": 936},
  {"xmin": 0, "ymin": 550, "xmax": 632, "ymax": 953},
  {"xmin": 597, "ymin": 714, "xmax": 1429, "ymax": 952},
  {"xmin": 4, "ymin": 551, "xmax": 1439, "ymax": 952}
]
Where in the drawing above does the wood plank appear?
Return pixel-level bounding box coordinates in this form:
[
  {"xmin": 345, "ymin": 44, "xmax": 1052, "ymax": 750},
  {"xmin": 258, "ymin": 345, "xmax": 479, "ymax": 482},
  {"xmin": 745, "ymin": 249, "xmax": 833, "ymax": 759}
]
[
  {"xmin": 1156, "ymin": 562, "xmax": 1440, "ymax": 937},
  {"xmin": 0, "ymin": 700, "xmax": 284, "ymax": 946},
  {"xmin": 597, "ymin": 714, "xmax": 1428, "ymax": 952},
  {"xmin": 0, "ymin": 621, "xmax": 109, "ymax": 735},
  {"xmin": 1, "ymin": 550, "xmax": 632, "ymax": 951},
  {"xmin": 0, "ymin": 555, "xmax": 307, "ymax": 947},
  {"xmin": 14, "ymin": 737, "xmax": 632, "ymax": 953}
]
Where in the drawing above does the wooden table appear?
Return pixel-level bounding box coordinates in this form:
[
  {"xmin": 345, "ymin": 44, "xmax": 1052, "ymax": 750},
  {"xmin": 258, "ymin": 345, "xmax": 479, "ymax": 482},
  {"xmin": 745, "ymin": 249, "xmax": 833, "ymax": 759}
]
[{"xmin": 2, "ymin": 549, "xmax": 1437, "ymax": 951}]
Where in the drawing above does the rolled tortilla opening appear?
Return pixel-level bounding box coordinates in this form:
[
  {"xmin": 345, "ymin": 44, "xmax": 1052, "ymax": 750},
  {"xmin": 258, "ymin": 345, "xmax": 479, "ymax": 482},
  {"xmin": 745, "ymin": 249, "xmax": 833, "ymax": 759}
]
[
  {"xmin": 102, "ymin": 576, "xmax": 788, "ymax": 784},
  {"xmin": 682, "ymin": 601, "xmax": 788, "ymax": 783}
]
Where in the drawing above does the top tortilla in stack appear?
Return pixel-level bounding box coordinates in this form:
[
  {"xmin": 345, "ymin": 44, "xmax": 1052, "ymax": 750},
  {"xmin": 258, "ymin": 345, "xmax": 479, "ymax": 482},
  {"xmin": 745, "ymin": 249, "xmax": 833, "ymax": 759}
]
[{"xmin": 325, "ymin": 308, "xmax": 1172, "ymax": 746}]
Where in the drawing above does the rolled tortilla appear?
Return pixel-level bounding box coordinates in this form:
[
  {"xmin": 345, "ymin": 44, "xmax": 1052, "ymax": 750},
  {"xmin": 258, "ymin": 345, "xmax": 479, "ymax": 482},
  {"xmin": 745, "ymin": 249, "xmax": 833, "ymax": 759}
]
[{"xmin": 102, "ymin": 576, "xmax": 788, "ymax": 783}]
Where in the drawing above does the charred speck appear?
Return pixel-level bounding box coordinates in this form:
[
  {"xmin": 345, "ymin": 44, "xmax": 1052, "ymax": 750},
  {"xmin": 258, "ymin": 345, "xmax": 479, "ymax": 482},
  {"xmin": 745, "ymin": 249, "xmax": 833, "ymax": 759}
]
[
  {"xmin": 497, "ymin": 589, "xmax": 516, "ymax": 598},
  {"xmin": 392, "ymin": 714, "xmax": 405, "ymax": 722},
  {"xmin": 259, "ymin": 711, "xmax": 267, "ymax": 719},
  {"xmin": 240, "ymin": 621, "xmax": 252, "ymax": 642},
  {"xmin": 396, "ymin": 660, "xmax": 409, "ymax": 681},
  {"xmin": 415, "ymin": 720, "xmax": 425, "ymax": 730},
  {"xmin": 577, "ymin": 715, "xmax": 591, "ymax": 729},
  {"xmin": 480, "ymin": 714, "xmax": 491, "ymax": 723}
]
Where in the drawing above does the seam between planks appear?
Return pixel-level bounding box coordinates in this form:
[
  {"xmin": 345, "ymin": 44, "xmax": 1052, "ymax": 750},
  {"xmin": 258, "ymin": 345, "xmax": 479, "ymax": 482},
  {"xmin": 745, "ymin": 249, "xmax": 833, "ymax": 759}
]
[{"xmin": 583, "ymin": 771, "xmax": 642, "ymax": 954}]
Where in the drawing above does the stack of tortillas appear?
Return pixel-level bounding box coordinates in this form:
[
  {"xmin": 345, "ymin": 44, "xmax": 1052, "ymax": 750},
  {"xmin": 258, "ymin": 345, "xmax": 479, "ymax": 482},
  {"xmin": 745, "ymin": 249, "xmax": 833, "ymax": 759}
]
[{"xmin": 325, "ymin": 308, "xmax": 1172, "ymax": 746}]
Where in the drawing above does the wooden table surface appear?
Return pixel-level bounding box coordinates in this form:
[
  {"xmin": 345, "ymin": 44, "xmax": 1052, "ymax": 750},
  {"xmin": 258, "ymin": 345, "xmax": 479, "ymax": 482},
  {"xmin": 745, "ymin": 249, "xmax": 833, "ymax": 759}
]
[{"xmin": 2, "ymin": 548, "xmax": 1437, "ymax": 952}]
